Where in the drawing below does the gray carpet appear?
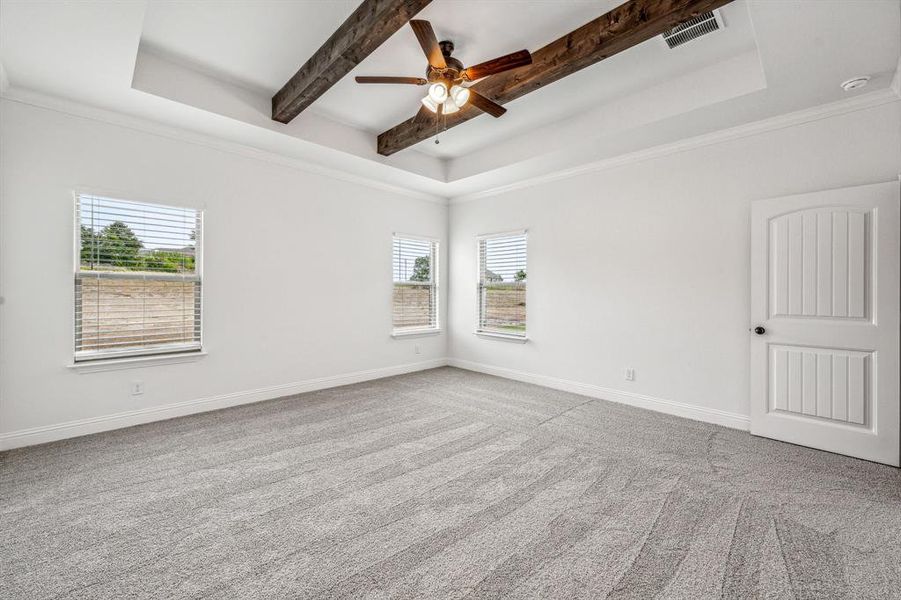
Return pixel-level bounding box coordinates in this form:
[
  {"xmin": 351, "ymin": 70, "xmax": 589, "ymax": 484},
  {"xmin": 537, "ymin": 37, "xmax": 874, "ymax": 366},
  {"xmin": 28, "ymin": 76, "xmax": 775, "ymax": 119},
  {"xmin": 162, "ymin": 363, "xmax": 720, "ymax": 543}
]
[{"xmin": 2, "ymin": 367, "xmax": 900, "ymax": 599}]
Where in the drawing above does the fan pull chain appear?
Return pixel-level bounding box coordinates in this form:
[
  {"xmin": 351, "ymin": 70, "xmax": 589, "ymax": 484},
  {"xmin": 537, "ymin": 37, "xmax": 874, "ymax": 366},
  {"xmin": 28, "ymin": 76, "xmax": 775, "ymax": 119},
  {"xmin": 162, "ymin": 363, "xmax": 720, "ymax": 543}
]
[{"xmin": 435, "ymin": 110, "xmax": 448, "ymax": 145}]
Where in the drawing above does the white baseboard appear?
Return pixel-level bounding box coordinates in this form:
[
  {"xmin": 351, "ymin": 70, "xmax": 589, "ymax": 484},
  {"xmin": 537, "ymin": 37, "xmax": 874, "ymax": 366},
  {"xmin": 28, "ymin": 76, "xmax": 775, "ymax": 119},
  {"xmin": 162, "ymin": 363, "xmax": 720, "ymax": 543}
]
[
  {"xmin": 448, "ymin": 358, "xmax": 750, "ymax": 431},
  {"xmin": 0, "ymin": 358, "xmax": 449, "ymax": 451},
  {"xmin": 0, "ymin": 357, "xmax": 750, "ymax": 451}
]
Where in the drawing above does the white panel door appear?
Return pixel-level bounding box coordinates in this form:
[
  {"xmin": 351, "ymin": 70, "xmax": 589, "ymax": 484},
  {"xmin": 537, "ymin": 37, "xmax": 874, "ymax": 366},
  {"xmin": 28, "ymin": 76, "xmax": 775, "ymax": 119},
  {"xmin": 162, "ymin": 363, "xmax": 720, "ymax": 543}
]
[{"xmin": 750, "ymin": 181, "xmax": 900, "ymax": 466}]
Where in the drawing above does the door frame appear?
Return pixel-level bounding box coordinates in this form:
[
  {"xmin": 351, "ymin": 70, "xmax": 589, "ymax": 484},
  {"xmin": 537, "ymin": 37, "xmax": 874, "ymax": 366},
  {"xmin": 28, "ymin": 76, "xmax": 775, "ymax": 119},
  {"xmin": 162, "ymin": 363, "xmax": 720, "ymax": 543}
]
[{"xmin": 749, "ymin": 180, "xmax": 900, "ymax": 466}]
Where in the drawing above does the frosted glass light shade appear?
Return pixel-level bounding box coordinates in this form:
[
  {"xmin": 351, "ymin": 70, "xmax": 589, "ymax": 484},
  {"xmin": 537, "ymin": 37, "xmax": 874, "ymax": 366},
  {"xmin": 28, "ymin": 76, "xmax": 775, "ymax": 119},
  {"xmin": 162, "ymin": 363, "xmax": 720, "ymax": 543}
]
[
  {"xmin": 421, "ymin": 95, "xmax": 439, "ymax": 113},
  {"xmin": 450, "ymin": 85, "xmax": 470, "ymax": 106},
  {"xmin": 427, "ymin": 83, "xmax": 448, "ymax": 103},
  {"xmin": 442, "ymin": 97, "xmax": 460, "ymax": 114}
]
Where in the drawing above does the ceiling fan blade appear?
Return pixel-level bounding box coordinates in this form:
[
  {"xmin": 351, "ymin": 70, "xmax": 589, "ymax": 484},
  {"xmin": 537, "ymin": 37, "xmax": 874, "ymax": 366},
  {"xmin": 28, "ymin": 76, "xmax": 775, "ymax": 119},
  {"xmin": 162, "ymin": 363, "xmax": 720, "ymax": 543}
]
[
  {"xmin": 462, "ymin": 50, "xmax": 532, "ymax": 81},
  {"xmin": 409, "ymin": 20, "xmax": 446, "ymax": 69},
  {"xmin": 355, "ymin": 76, "xmax": 427, "ymax": 85},
  {"xmin": 467, "ymin": 90, "xmax": 506, "ymax": 118}
]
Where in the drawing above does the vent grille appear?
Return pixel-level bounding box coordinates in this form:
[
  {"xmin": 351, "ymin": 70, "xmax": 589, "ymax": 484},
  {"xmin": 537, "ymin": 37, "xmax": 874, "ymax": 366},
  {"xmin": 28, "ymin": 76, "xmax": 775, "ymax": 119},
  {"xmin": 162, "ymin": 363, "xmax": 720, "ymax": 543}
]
[{"xmin": 661, "ymin": 11, "xmax": 721, "ymax": 49}]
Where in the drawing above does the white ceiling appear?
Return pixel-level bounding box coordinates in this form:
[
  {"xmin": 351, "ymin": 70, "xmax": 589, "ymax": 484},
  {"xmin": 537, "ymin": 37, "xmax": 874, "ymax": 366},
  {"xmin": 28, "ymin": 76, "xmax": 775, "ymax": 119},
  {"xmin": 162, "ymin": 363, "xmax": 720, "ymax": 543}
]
[
  {"xmin": 1, "ymin": 0, "xmax": 899, "ymax": 199},
  {"xmin": 139, "ymin": 0, "xmax": 758, "ymax": 156},
  {"xmin": 140, "ymin": 1, "xmax": 360, "ymax": 94}
]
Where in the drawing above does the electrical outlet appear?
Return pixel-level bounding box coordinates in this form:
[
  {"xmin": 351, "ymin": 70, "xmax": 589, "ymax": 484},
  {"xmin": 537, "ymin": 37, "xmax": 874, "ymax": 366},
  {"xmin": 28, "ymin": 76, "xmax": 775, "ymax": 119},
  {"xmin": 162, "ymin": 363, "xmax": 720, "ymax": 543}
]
[
  {"xmin": 414, "ymin": 344, "xmax": 422, "ymax": 355},
  {"xmin": 131, "ymin": 381, "xmax": 145, "ymax": 396},
  {"xmin": 625, "ymin": 368, "xmax": 635, "ymax": 382}
]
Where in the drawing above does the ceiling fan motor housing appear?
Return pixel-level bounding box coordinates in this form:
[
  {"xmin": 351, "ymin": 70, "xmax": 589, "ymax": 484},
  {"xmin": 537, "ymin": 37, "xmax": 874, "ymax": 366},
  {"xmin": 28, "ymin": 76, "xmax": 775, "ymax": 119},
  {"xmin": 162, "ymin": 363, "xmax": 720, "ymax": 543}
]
[{"xmin": 428, "ymin": 40, "xmax": 464, "ymax": 86}]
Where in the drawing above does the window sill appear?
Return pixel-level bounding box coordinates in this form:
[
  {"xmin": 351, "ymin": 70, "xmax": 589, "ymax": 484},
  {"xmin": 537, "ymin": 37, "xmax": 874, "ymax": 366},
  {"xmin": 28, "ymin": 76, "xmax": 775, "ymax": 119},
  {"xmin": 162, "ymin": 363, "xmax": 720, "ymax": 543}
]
[
  {"xmin": 68, "ymin": 351, "xmax": 207, "ymax": 373},
  {"xmin": 474, "ymin": 331, "xmax": 529, "ymax": 343},
  {"xmin": 391, "ymin": 329, "xmax": 442, "ymax": 339}
]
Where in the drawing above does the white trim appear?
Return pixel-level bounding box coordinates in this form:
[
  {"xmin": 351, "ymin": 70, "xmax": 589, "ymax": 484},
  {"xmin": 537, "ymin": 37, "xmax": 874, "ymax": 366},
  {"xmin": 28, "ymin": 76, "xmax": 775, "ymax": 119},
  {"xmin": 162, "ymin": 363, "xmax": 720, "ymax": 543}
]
[
  {"xmin": 393, "ymin": 232, "xmax": 440, "ymax": 243},
  {"xmin": 392, "ymin": 235, "xmax": 440, "ymax": 332},
  {"xmin": 476, "ymin": 228, "xmax": 528, "ymax": 240},
  {"xmin": 75, "ymin": 271, "xmax": 201, "ymax": 282},
  {"xmin": 450, "ymin": 89, "xmax": 901, "ymax": 204},
  {"xmin": 4, "ymin": 84, "xmax": 894, "ymax": 205},
  {"xmin": 474, "ymin": 331, "xmax": 528, "ymax": 343},
  {"xmin": 2, "ymin": 357, "xmax": 751, "ymax": 449},
  {"xmin": 73, "ymin": 186, "xmax": 207, "ymax": 212},
  {"xmin": 477, "ymin": 231, "xmax": 528, "ymax": 336},
  {"xmin": 448, "ymin": 358, "xmax": 750, "ymax": 431},
  {"xmin": 73, "ymin": 191, "xmax": 205, "ymax": 363},
  {"xmin": 1, "ymin": 358, "xmax": 448, "ymax": 450},
  {"xmin": 391, "ymin": 329, "xmax": 442, "ymax": 338},
  {"xmin": 891, "ymin": 56, "xmax": 901, "ymax": 98},
  {"xmin": 69, "ymin": 351, "xmax": 207, "ymax": 373},
  {"xmin": 0, "ymin": 61, "xmax": 9, "ymax": 95},
  {"xmin": 0, "ymin": 88, "xmax": 448, "ymax": 205}
]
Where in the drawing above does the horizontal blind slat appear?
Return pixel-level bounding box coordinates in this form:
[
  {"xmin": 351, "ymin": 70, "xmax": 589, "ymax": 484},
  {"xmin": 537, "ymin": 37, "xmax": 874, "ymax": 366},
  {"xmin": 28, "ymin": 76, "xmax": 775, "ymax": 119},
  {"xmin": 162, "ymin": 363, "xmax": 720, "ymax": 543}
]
[
  {"xmin": 392, "ymin": 236, "xmax": 438, "ymax": 331},
  {"xmin": 478, "ymin": 233, "xmax": 526, "ymax": 337},
  {"xmin": 76, "ymin": 194, "xmax": 203, "ymax": 360}
]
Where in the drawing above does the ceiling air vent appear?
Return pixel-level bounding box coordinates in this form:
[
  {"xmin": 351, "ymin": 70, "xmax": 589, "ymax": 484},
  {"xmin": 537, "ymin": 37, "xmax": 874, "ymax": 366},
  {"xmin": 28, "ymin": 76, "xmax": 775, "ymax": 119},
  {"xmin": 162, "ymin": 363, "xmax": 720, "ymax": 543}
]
[{"xmin": 661, "ymin": 11, "xmax": 723, "ymax": 49}]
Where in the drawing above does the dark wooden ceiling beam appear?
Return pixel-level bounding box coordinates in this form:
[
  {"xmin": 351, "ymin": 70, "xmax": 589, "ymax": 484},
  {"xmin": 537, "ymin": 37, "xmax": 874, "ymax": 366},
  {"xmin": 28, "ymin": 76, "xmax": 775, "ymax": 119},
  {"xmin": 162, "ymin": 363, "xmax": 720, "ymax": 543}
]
[
  {"xmin": 272, "ymin": 0, "xmax": 433, "ymax": 124},
  {"xmin": 377, "ymin": 0, "xmax": 734, "ymax": 156}
]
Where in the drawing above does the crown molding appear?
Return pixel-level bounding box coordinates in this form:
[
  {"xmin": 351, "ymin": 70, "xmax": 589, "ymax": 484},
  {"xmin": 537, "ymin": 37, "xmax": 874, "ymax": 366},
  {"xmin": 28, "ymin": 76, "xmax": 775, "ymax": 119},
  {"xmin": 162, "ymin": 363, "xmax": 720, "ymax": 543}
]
[
  {"xmin": 0, "ymin": 62, "xmax": 9, "ymax": 95},
  {"xmin": 4, "ymin": 84, "xmax": 897, "ymax": 207},
  {"xmin": 0, "ymin": 87, "xmax": 449, "ymax": 205},
  {"xmin": 450, "ymin": 88, "xmax": 901, "ymax": 205},
  {"xmin": 891, "ymin": 56, "xmax": 901, "ymax": 99}
]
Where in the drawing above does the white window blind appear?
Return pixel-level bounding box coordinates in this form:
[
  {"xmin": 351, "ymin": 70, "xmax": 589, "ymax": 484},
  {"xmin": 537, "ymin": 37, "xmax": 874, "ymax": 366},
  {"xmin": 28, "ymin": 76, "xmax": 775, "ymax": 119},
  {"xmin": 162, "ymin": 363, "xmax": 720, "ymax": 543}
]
[
  {"xmin": 75, "ymin": 194, "xmax": 202, "ymax": 361},
  {"xmin": 393, "ymin": 236, "xmax": 438, "ymax": 332},
  {"xmin": 478, "ymin": 232, "xmax": 527, "ymax": 337}
]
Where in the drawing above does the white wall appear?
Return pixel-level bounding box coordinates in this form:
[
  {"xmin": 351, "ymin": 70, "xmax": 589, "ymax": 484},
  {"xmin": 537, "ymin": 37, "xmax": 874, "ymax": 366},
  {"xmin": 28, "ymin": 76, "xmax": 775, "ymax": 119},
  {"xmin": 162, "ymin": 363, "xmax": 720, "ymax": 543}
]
[
  {"xmin": 448, "ymin": 100, "xmax": 901, "ymax": 422},
  {"xmin": 2, "ymin": 95, "xmax": 899, "ymax": 447},
  {"xmin": 0, "ymin": 99, "xmax": 447, "ymax": 444}
]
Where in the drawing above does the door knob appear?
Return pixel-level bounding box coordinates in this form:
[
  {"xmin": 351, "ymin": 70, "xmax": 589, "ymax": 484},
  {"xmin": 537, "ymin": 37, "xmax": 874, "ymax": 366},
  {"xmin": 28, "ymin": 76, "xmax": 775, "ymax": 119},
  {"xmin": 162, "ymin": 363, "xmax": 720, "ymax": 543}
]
[{"xmin": 753, "ymin": 326, "xmax": 766, "ymax": 335}]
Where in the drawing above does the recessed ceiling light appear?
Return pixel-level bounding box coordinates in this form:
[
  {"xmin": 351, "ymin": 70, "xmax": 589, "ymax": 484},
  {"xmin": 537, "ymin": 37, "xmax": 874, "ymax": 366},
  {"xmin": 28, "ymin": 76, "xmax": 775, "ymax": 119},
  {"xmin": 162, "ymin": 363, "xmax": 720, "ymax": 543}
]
[{"xmin": 841, "ymin": 76, "xmax": 870, "ymax": 92}]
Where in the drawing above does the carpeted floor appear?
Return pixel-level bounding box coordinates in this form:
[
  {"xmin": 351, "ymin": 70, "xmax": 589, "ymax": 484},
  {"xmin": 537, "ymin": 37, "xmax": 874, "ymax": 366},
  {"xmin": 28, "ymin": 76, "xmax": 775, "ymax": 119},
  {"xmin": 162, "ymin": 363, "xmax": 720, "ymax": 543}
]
[{"xmin": 1, "ymin": 367, "xmax": 900, "ymax": 599}]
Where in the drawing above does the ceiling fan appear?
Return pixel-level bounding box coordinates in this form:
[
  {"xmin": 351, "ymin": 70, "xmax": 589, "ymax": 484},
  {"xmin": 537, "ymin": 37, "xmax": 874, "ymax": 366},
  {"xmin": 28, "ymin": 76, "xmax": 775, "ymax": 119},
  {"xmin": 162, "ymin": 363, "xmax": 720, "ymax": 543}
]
[{"xmin": 355, "ymin": 19, "xmax": 532, "ymax": 119}]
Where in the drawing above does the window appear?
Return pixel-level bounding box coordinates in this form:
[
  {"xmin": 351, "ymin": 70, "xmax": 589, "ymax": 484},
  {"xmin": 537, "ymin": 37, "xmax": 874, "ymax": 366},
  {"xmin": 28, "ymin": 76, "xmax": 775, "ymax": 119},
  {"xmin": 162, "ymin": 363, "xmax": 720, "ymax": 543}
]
[
  {"xmin": 478, "ymin": 231, "xmax": 527, "ymax": 338},
  {"xmin": 75, "ymin": 194, "xmax": 202, "ymax": 361},
  {"xmin": 392, "ymin": 235, "xmax": 438, "ymax": 333}
]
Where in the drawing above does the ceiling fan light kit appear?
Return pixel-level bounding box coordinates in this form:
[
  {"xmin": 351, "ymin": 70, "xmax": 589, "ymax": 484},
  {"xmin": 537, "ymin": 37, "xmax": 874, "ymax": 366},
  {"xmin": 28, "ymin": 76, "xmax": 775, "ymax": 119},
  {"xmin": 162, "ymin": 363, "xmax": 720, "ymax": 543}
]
[
  {"xmin": 420, "ymin": 95, "xmax": 440, "ymax": 113},
  {"xmin": 441, "ymin": 97, "xmax": 460, "ymax": 114},
  {"xmin": 427, "ymin": 82, "xmax": 448, "ymax": 103},
  {"xmin": 450, "ymin": 85, "xmax": 470, "ymax": 107},
  {"xmin": 355, "ymin": 18, "xmax": 532, "ymax": 124},
  {"xmin": 422, "ymin": 82, "xmax": 463, "ymax": 115}
]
